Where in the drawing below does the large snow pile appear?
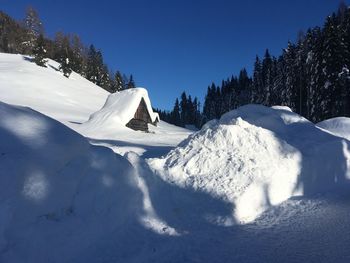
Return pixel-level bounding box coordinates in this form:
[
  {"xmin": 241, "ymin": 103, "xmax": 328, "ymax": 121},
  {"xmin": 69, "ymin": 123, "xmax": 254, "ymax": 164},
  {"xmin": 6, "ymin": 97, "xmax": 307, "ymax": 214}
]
[
  {"xmin": 82, "ymin": 88, "xmax": 159, "ymax": 130},
  {"xmin": 0, "ymin": 53, "xmax": 109, "ymax": 123},
  {"xmin": 0, "ymin": 101, "xmax": 141, "ymax": 262},
  {"xmin": 317, "ymin": 117, "xmax": 350, "ymax": 141},
  {"xmin": 148, "ymin": 105, "xmax": 350, "ymax": 223}
]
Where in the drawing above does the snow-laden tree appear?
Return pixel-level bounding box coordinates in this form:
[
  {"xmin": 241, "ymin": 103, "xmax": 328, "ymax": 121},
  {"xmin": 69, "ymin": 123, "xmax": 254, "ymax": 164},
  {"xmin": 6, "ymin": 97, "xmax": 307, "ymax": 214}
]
[{"xmin": 33, "ymin": 34, "xmax": 47, "ymax": 67}]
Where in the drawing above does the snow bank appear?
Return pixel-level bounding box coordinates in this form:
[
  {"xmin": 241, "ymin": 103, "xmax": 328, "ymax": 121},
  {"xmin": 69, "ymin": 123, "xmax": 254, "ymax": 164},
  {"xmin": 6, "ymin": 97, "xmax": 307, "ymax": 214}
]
[
  {"xmin": 0, "ymin": 101, "xmax": 140, "ymax": 262},
  {"xmin": 0, "ymin": 53, "xmax": 109, "ymax": 123},
  {"xmin": 148, "ymin": 105, "xmax": 350, "ymax": 223},
  {"xmin": 83, "ymin": 88, "xmax": 159, "ymax": 130},
  {"xmin": 317, "ymin": 117, "xmax": 350, "ymax": 141}
]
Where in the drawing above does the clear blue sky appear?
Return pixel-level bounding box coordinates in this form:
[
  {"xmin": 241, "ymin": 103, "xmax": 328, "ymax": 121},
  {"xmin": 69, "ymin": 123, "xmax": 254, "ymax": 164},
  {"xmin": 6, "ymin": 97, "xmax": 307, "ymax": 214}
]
[{"xmin": 1, "ymin": 0, "xmax": 347, "ymax": 110}]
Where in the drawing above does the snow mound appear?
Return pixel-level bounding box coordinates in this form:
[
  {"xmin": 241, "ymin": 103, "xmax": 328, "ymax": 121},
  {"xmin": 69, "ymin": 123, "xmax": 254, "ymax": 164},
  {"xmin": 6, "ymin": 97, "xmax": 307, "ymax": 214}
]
[
  {"xmin": 0, "ymin": 101, "xmax": 140, "ymax": 262},
  {"xmin": 317, "ymin": 117, "xmax": 350, "ymax": 141},
  {"xmin": 0, "ymin": 52, "xmax": 109, "ymax": 124},
  {"xmin": 83, "ymin": 88, "xmax": 159, "ymax": 130},
  {"xmin": 148, "ymin": 105, "xmax": 350, "ymax": 223}
]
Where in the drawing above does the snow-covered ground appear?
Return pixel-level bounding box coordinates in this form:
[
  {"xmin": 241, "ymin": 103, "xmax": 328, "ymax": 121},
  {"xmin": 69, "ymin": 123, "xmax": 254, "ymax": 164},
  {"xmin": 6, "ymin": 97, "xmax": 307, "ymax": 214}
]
[
  {"xmin": 1, "ymin": 53, "xmax": 350, "ymax": 262},
  {"xmin": 317, "ymin": 117, "xmax": 350, "ymax": 141},
  {"xmin": 148, "ymin": 105, "xmax": 350, "ymax": 223}
]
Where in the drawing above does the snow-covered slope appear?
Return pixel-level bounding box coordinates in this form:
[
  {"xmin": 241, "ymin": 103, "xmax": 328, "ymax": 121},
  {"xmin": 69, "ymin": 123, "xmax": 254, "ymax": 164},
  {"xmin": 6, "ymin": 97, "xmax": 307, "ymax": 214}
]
[
  {"xmin": 0, "ymin": 101, "xmax": 143, "ymax": 262},
  {"xmin": 317, "ymin": 117, "xmax": 350, "ymax": 141},
  {"xmin": 0, "ymin": 53, "xmax": 190, "ymax": 157},
  {"xmin": 148, "ymin": 105, "xmax": 350, "ymax": 223},
  {"xmin": 0, "ymin": 53, "xmax": 109, "ymax": 123}
]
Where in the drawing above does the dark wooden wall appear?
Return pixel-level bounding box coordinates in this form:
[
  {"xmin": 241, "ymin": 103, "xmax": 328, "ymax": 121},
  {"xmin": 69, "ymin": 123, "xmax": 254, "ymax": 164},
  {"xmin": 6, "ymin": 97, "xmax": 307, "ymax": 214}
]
[{"xmin": 126, "ymin": 98, "xmax": 153, "ymax": 132}]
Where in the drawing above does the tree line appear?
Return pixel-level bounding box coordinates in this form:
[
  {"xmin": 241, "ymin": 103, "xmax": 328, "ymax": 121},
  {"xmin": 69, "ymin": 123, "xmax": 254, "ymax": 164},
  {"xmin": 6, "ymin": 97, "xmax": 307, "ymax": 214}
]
[
  {"xmin": 155, "ymin": 3, "xmax": 350, "ymax": 128},
  {"xmin": 0, "ymin": 7, "xmax": 136, "ymax": 92},
  {"xmin": 2, "ymin": 4, "xmax": 350, "ymax": 127},
  {"xmin": 155, "ymin": 92, "xmax": 202, "ymax": 129},
  {"xmin": 202, "ymin": 3, "xmax": 350, "ymax": 124}
]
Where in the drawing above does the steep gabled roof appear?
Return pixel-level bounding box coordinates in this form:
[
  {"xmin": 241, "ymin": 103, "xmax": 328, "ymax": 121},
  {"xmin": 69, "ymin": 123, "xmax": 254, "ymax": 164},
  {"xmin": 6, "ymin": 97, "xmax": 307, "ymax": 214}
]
[{"xmin": 83, "ymin": 88, "xmax": 159, "ymax": 129}]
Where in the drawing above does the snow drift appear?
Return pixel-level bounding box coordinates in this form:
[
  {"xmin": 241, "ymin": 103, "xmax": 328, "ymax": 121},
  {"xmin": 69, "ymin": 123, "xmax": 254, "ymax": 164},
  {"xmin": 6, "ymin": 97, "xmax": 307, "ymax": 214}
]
[
  {"xmin": 317, "ymin": 117, "xmax": 350, "ymax": 141},
  {"xmin": 148, "ymin": 105, "xmax": 350, "ymax": 223},
  {"xmin": 0, "ymin": 101, "xmax": 141, "ymax": 262}
]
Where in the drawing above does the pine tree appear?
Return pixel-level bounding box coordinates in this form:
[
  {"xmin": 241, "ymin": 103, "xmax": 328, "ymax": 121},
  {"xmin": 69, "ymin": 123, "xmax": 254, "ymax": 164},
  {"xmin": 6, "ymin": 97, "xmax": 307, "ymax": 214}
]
[
  {"xmin": 338, "ymin": 66, "xmax": 350, "ymax": 116},
  {"xmin": 23, "ymin": 6, "xmax": 43, "ymax": 54},
  {"xmin": 114, "ymin": 71, "xmax": 124, "ymax": 91},
  {"xmin": 86, "ymin": 45, "xmax": 106, "ymax": 87},
  {"xmin": 127, "ymin": 74, "xmax": 136, "ymax": 89},
  {"xmin": 57, "ymin": 35, "xmax": 73, "ymax": 78},
  {"xmin": 180, "ymin": 92, "xmax": 188, "ymax": 126},
  {"xmin": 262, "ymin": 49, "xmax": 273, "ymax": 105},
  {"xmin": 251, "ymin": 56, "xmax": 263, "ymax": 104},
  {"xmin": 70, "ymin": 34, "xmax": 85, "ymax": 74},
  {"xmin": 171, "ymin": 98, "xmax": 181, "ymax": 126},
  {"xmin": 33, "ymin": 34, "xmax": 47, "ymax": 67}
]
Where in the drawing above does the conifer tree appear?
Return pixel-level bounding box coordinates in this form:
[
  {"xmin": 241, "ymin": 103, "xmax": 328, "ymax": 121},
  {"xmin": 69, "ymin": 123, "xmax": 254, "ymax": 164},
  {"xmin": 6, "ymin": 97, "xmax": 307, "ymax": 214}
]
[
  {"xmin": 180, "ymin": 92, "xmax": 188, "ymax": 125},
  {"xmin": 57, "ymin": 35, "xmax": 73, "ymax": 78},
  {"xmin": 23, "ymin": 6, "xmax": 43, "ymax": 54},
  {"xmin": 171, "ymin": 98, "xmax": 181, "ymax": 126},
  {"xmin": 127, "ymin": 74, "xmax": 136, "ymax": 89},
  {"xmin": 114, "ymin": 71, "xmax": 124, "ymax": 91},
  {"xmin": 33, "ymin": 33, "xmax": 47, "ymax": 67},
  {"xmin": 251, "ymin": 56, "xmax": 263, "ymax": 104}
]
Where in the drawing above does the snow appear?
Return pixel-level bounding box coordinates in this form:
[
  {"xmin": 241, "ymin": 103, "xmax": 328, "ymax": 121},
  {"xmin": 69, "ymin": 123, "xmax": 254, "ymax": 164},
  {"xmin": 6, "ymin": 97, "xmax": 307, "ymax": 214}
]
[
  {"xmin": 0, "ymin": 101, "xmax": 143, "ymax": 262},
  {"xmin": 0, "ymin": 52, "xmax": 189, "ymax": 158},
  {"xmin": 0, "ymin": 53, "xmax": 109, "ymax": 124},
  {"xmin": 148, "ymin": 105, "xmax": 350, "ymax": 223},
  {"xmin": 84, "ymin": 88, "xmax": 159, "ymax": 129},
  {"xmin": 317, "ymin": 117, "xmax": 350, "ymax": 141},
  {"xmin": 2, "ymin": 52, "xmax": 350, "ymax": 262}
]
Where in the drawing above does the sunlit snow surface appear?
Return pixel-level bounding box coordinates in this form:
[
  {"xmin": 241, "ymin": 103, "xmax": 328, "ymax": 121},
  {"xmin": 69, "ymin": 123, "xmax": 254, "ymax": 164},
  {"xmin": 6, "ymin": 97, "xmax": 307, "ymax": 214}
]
[
  {"xmin": 148, "ymin": 105, "xmax": 350, "ymax": 223},
  {"xmin": 1, "ymin": 53, "xmax": 350, "ymax": 262}
]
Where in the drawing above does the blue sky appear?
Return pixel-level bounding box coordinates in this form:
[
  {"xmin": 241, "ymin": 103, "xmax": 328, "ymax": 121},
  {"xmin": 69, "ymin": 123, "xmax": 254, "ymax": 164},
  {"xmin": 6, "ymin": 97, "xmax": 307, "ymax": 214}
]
[{"xmin": 1, "ymin": 0, "xmax": 346, "ymax": 110}]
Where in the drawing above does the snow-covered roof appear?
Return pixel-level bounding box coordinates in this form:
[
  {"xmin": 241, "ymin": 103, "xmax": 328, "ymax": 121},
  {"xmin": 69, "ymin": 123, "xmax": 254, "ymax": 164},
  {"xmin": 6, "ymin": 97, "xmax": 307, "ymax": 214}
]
[{"xmin": 85, "ymin": 88, "xmax": 159, "ymax": 129}]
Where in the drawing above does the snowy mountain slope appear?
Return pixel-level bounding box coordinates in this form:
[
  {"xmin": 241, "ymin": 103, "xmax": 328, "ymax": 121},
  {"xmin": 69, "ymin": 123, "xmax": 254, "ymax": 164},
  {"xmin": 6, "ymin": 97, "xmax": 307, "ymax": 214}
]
[
  {"xmin": 0, "ymin": 53, "xmax": 192, "ymax": 157},
  {"xmin": 0, "ymin": 53, "xmax": 109, "ymax": 124},
  {"xmin": 148, "ymin": 105, "xmax": 350, "ymax": 223},
  {"xmin": 317, "ymin": 117, "xmax": 350, "ymax": 141}
]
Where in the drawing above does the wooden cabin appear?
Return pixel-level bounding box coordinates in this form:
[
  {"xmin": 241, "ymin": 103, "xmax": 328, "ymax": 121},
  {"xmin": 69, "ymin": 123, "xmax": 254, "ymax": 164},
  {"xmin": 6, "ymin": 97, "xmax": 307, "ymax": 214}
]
[{"xmin": 126, "ymin": 98, "xmax": 153, "ymax": 132}]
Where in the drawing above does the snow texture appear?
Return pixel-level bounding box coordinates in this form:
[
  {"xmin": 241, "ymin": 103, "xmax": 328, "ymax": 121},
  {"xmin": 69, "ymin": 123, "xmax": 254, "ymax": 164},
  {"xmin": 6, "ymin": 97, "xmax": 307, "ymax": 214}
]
[
  {"xmin": 2, "ymin": 52, "xmax": 350, "ymax": 262},
  {"xmin": 148, "ymin": 104, "xmax": 350, "ymax": 223},
  {"xmin": 317, "ymin": 117, "xmax": 350, "ymax": 141},
  {"xmin": 0, "ymin": 101, "xmax": 141, "ymax": 262}
]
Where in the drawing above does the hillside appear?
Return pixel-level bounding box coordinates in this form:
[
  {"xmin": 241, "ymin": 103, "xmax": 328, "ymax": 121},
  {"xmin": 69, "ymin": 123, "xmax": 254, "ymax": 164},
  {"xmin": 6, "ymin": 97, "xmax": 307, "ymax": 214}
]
[
  {"xmin": 0, "ymin": 53, "xmax": 109, "ymax": 124},
  {"xmin": 0, "ymin": 52, "xmax": 192, "ymax": 157}
]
